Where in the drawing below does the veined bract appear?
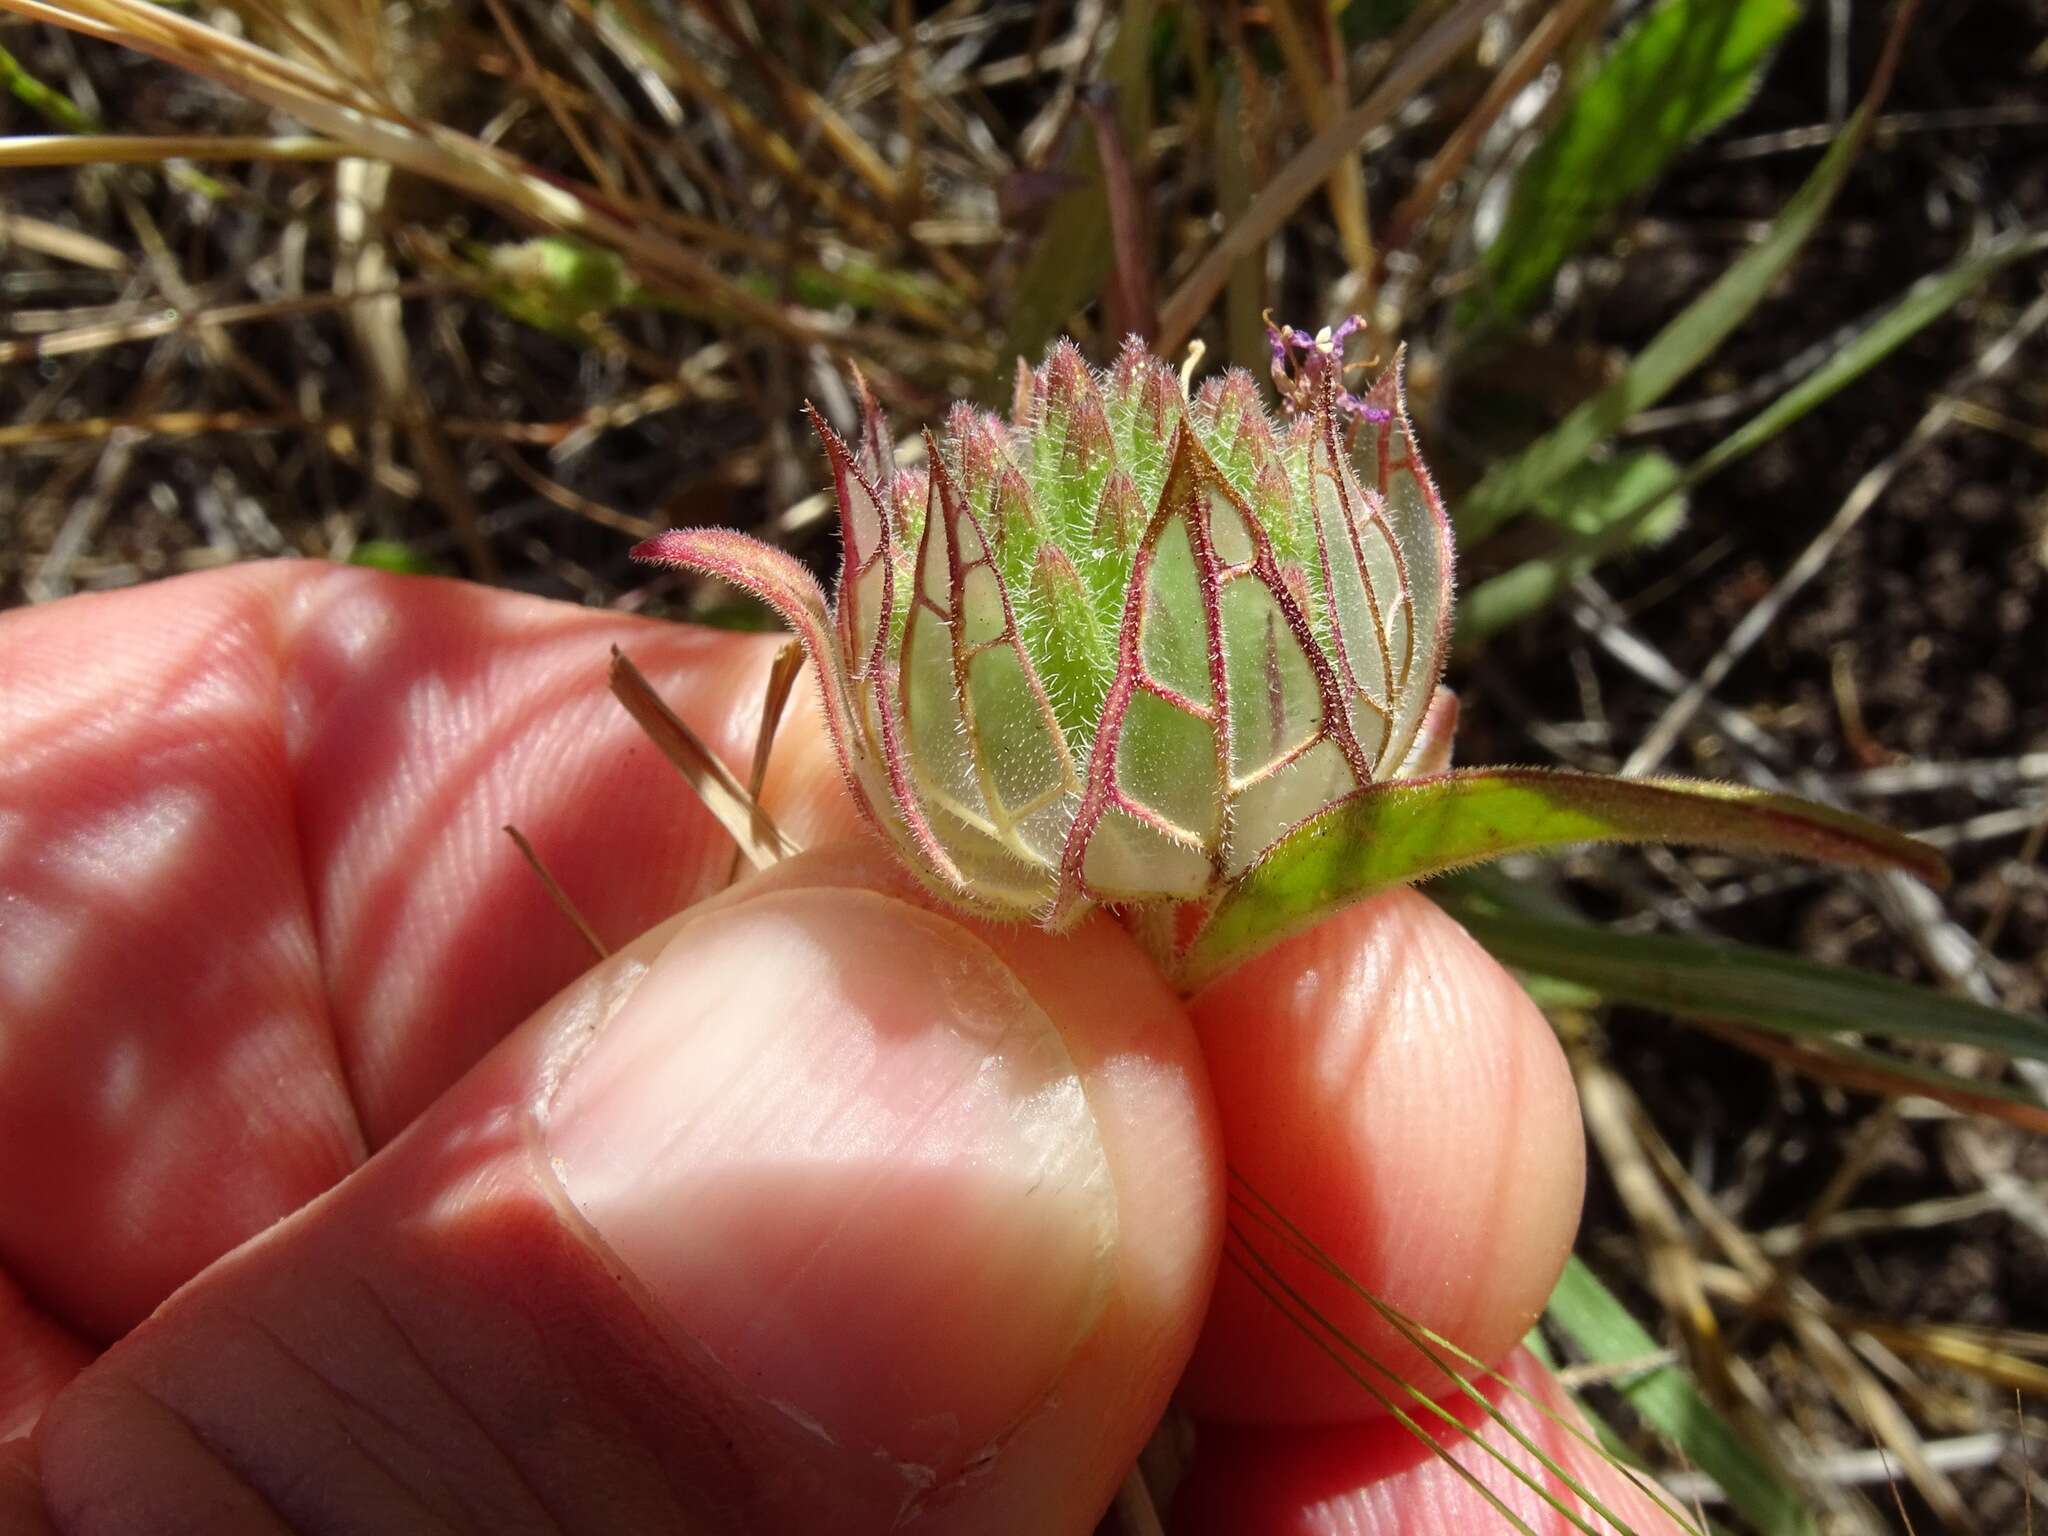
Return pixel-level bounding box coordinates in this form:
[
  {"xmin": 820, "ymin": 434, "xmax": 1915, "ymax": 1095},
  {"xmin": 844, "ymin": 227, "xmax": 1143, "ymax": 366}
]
[
  {"xmin": 637, "ymin": 323, "xmax": 1456, "ymax": 928},
  {"xmin": 636, "ymin": 324, "xmax": 1944, "ymax": 983}
]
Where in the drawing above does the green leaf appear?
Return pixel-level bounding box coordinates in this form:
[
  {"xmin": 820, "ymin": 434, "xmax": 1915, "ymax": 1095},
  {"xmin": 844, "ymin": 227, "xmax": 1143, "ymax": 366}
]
[
  {"xmin": 479, "ymin": 236, "xmax": 632, "ymax": 337},
  {"xmin": 346, "ymin": 539, "xmax": 439, "ymax": 575},
  {"xmin": 781, "ymin": 257, "xmax": 960, "ymax": 323},
  {"xmin": 1434, "ymin": 876, "xmax": 2048, "ymax": 1067},
  {"xmin": 1471, "ymin": 0, "xmax": 1801, "ymax": 328},
  {"xmin": 1452, "ymin": 452, "xmax": 1684, "ymax": 661},
  {"xmin": 1181, "ymin": 769, "xmax": 1947, "ymax": 988},
  {"xmin": 1460, "ymin": 50, "xmax": 1881, "ymax": 546},
  {"xmin": 1458, "ymin": 224, "xmax": 2048, "ymax": 644},
  {"xmin": 1546, "ymin": 1257, "xmax": 1820, "ymax": 1536}
]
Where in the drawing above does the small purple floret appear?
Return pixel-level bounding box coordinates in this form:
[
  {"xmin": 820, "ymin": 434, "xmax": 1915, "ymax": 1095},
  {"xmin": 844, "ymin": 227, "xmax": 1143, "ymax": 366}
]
[{"xmin": 1264, "ymin": 311, "xmax": 1391, "ymax": 426}]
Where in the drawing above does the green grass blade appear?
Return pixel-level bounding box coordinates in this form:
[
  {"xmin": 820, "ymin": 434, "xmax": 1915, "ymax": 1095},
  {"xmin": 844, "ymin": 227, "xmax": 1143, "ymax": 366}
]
[
  {"xmin": 1547, "ymin": 1257, "xmax": 1820, "ymax": 1536},
  {"xmin": 1469, "ymin": 0, "xmax": 1800, "ymax": 329},
  {"xmin": 1457, "ymin": 223, "xmax": 2048, "ymax": 645},
  {"xmin": 346, "ymin": 539, "xmax": 440, "ymax": 576},
  {"xmin": 1457, "ymin": 7, "xmax": 1913, "ymax": 546},
  {"xmin": 1436, "ymin": 878, "xmax": 2048, "ymax": 1065},
  {"xmin": 0, "ymin": 40, "xmax": 97, "ymax": 132},
  {"xmin": 1183, "ymin": 769, "xmax": 1946, "ymax": 988},
  {"xmin": 1672, "ymin": 225, "xmax": 2048, "ymax": 484},
  {"xmin": 1533, "ymin": 450, "xmax": 1688, "ymax": 545},
  {"xmin": 1707, "ymin": 1024, "xmax": 2048, "ymax": 1126}
]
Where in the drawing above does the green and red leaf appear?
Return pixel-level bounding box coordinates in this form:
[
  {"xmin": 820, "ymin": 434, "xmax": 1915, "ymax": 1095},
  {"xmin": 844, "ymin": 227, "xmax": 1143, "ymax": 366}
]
[{"xmin": 1180, "ymin": 768, "xmax": 1950, "ymax": 989}]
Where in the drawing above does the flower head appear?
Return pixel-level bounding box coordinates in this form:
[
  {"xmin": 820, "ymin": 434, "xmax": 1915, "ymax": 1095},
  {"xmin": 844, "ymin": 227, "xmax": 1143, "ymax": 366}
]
[{"xmin": 637, "ymin": 322, "xmax": 1456, "ymax": 927}]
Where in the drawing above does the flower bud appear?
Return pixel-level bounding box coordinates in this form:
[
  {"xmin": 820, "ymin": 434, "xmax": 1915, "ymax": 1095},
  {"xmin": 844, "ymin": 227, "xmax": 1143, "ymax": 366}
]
[{"xmin": 637, "ymin": 324, "xmax": 1454, "ymax": 927}]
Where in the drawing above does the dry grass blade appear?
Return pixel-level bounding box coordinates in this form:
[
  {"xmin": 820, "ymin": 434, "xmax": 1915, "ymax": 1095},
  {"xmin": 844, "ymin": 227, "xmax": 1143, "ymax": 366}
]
[
  {"xmin": 608, "ymin": 647, "xmax": 798, "ymax": 871},
  {"xmin": 1113, "ymin": 1465, "xmax": 1166, "ymax": 1536},
  {"xmin": 1704, "ymin": 1277, "xmax": 2048, "ymax": 1398},
  {"xmin": 1155, "ymin": 0, "xmax": 1501, "ymax": 351},
  {"xmin": 0, "ymin": 208, "xmax": 127, "ymax": 269},
  {"xmin": 3, "ymin": 0, "xmax": 835, "ymax": 352},
  {"xmin": 1219, "ymin": 1237, "xmax": 1548, "ymax": 1536},
  {"xmin": 1381, "ymin": 0, "xmax": 1605, "ymax": 263},
  {"xmin": 503, "ymin": 824, "xmax": 609, "ymax": 960},
  {"xmin": 1575, "ymin": 1051, "xmax": 1736, "ymax": 1396},
  {"xmin": 0, "ymin": 132, "xmax": 345, "ymax": 166},
  {"xmin": 0, "ymin": 409, "xmax": 581, "ymax": 450},
  {"xmin": 1686, "ymin": 1018, "xmax": 2048, "ymax": 1135},
  {"xmin": 1262, "ymin": 0, "xmax": 1373, "ymax": 281},
  {"xmin": 573, "ymin": 0, "xmax": 962, "ymax": 286},
  {"xmin": 1595, "ymin": 1052, "xmax": 1981, "ymax": 1529},
  {"xmin": 1626, "ymin": 281, "xmax": 2048, "ymax": 775},
  {"xmin": 0, "ymin": 282, "xmax": 447, "ymax": 365},
  {"xmin": 727, "ymin": 640, "xmax": 805, "ymax": 886}
]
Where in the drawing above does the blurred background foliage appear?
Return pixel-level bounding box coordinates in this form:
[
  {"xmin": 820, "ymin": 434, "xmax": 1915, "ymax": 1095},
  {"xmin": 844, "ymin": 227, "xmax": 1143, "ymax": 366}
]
[{"xmin": 4, "ymin": 0, "xmax": 2048, "ymax": 1527}]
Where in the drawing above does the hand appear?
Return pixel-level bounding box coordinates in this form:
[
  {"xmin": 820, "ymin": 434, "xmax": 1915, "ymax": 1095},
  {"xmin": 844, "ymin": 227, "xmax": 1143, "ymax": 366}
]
[{"xmin": 0, "ymin": 565, "xmax": 1679, "ymax": 1534}]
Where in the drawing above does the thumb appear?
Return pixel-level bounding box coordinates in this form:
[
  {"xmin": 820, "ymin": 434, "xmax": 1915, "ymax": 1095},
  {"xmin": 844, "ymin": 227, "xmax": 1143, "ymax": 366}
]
[{"xmin": 29, "ymin": 850, "xmax": 1221, "ymax": 1535}]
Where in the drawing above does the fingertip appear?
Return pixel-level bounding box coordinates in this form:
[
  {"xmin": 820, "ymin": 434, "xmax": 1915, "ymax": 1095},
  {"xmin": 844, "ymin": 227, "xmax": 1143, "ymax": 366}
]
[
  {"xmin": 1181, "ymin": 891, "xmax": 1583, "ymax": 1423},
  {"xmin": 545, "ymin": 881, "xmax": 1126, "ymax": 1475},
  {"xmin": 0, "ymin": 1272, "xmax": 90, "ymax": 1440}
]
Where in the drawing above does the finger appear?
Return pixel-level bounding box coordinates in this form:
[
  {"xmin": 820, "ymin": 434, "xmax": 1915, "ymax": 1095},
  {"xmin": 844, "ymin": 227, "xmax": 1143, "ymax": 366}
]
[
  {"xmin": 0, "ymin": 1440, "xmax": 59, "ymax": 1536},
  {"xmin": 29, "ymin": 846, "xmax": 1222, "ymax": 1535},
  {"xmin": 1171, "ymin": 1347, "xmax": 1691, "ymax": 1534},
  {"xmin": 0, "ymin": 1273, "xmax": 88, "ymax": 1441},
  {"xmin": 1178, "ymin": 891, "xmax": 1585, "ymax": 1424},
  {"xmin": 0, "ymin": 564, "xmax": 833, "ymax": 1342}
]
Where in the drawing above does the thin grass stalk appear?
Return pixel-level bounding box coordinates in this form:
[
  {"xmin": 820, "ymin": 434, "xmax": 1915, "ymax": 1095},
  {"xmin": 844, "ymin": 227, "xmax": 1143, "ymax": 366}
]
[
  {"xmin": 1222, "ymin": 1233, "xmax": 1565, "ymax": 1536},
  {"xmin": 1229, "ymin": 1179, "xmax": 1702, "ymax": 1536}
]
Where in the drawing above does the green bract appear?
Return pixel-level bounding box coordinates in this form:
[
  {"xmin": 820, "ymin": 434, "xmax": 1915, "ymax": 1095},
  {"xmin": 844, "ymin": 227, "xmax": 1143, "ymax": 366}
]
[
  {"xmin": 641, "ymin": 333, "xmax": 1453, "ymax": 919},
  {"xmin": 638, "ymin": 328, "xmax": 1945, "ymax": 983}
]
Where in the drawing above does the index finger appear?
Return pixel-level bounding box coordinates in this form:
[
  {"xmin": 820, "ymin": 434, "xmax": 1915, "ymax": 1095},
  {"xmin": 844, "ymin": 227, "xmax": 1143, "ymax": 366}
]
[{"xmin": 0, "ymin": 563, "xmax": 817, "ymax": 1343}]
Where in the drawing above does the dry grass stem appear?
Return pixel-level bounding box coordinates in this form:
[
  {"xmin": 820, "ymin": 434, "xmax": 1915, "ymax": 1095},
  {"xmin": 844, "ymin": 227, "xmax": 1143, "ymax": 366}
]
[
  {"xmin": 608, "ymin": 647, "xmax": 797, "ymax": 871},
  {"xmin": 726, "ymin": 640, "xmax": 804, "ymax": 887},
  {"xmin": 503, "ymin": 823, "xmax": 610, "ymax": 961}
]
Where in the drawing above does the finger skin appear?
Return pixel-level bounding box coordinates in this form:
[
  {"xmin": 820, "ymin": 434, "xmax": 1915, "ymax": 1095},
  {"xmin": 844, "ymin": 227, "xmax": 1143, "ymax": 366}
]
[
  {"xmin": 30, "ymin": 848, "xmax": 1222, "ymax": 1535},
  {"xmin": 0, "ymin": 1439, "xmax": 60, "ymax": 1536},
  {"xmin": 694, "ymin": 847, "xmax": 1226, "ymax": 1526},
  {"xmin": 2, "ymin": 565, "xmax": 1592, "ymax": 1533},
  {"xmin": 1, "ymin": 566, "xmax": 364, "ymax": 1343},
  {"xmin": 0, "ymin": 564, "xmax": 789, "ymax": 1340},
  {"xmin": 0, "ymin": 1275, "xmax": 87, "ymax": 1443},
  {"xmin": 1179, "ymin": 892, "xmax": 1585, "ymax": 1424},
  {"xmin": 1172, "ymin": 1347, "xmax": 1690, "ymax": 1535}
]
